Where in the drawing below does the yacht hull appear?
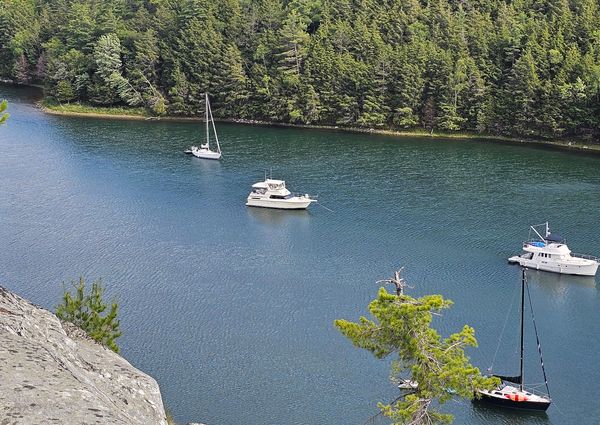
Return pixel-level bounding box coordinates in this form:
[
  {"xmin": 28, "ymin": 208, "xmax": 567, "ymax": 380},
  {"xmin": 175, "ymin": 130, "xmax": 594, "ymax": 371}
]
[
  {"xmin": 508, "ymin": 256, "xmax": 598, "ymax": 276},
  {"xmin": 191, "ymin": 149, "xmax": 221, "ymax": 160},
  {"xmin": 246, "ymin": 197, "xmax": 314, "ymax": 210},
  {"xmin": 475, "ymin": 392, "xmax": 551, "ymax": 411}
]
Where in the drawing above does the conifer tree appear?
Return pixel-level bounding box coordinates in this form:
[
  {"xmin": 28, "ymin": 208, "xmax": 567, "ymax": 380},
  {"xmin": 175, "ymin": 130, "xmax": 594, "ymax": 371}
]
[
  {"xmin": 56, "ymin": 277, "xmax": 122, "ymax": 353},
  {"xmin": 504, "ymin": 49, "xmax": 541, "ymax": 136},
  {"xmin": 335, "ymin": 272, "xmax": 498, "ymax": 425},
  {"xmin": 0, "ymin": 100, "xmax": 9, "ymax": 124},
  {"xmin": 0, "ymin": 0, "xmax": 598, "ymax": 139}
]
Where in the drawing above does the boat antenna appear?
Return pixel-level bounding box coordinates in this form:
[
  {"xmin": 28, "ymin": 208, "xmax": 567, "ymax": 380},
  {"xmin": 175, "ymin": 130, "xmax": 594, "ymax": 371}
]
[
  {"xmin": 530, "ymin": 223, "xmax": 546, "ymax": 242},
  {"xmin": 525, "ymin": 272, "xmax": 551, "ymax": 398}
]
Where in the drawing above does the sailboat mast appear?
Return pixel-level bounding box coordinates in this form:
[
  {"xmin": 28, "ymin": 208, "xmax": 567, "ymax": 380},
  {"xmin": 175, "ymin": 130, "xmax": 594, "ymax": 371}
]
[
  {"xmin": 205, "ymin": 92, "xmax": 210, "ymax": 148},
  {"xmin": 520, "ymin": 268, "xmax": 526, "ymax": 392},
  {"xmin": 207, "ymin": 96, "xmax": 221, "ymax": 154}
]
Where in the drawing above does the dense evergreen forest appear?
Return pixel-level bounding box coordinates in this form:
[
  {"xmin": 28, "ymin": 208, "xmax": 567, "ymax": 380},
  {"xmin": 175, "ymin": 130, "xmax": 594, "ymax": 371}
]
[{"xmin": 1, "ymin": 0, "xmax": 599, "ymax": 140}]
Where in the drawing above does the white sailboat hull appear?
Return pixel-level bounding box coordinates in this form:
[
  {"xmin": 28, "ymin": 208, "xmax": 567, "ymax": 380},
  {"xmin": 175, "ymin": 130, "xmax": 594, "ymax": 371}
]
[
  {"xmin": 191, "ymin": 148, "xmax": 221, "ymax": 160},
  {"xmin": 246, "ymin": 196, "xmax": 315, "ymax": 210},
  {"xmin": 508, "ymin": 255, "xmax": 599, "ymax": 276}
]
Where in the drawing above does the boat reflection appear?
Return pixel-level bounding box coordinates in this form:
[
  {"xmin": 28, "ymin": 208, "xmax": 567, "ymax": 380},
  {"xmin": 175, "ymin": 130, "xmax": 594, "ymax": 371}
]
[
  {"xmin": 246, "ymin": 205, "xmax": 311, "ymax": 225},
  {"xmin": 525, "ymin": 268, "xmax": 596, "ymax": 297},
  {"xmin": 471, "ymin": 401, "xmax": 550, "ymax": 424}
]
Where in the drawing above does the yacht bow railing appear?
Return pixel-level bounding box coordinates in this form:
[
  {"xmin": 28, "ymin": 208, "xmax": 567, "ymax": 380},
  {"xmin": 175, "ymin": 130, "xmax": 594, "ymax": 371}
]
[{"xmin": 571, "ymin": 252, "xmax": 599, "ymax": 261}]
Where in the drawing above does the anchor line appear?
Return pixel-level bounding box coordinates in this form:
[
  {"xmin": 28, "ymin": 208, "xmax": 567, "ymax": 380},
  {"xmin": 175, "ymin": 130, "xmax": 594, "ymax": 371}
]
[{"xmin": 317, "ymin": 202, "xmax": 335, "ymax": 213}]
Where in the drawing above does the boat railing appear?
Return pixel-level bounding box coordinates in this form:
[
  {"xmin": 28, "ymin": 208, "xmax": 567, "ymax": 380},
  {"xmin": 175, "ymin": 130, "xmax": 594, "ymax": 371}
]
[
  {"xmin": 524, "ymin": 383, "xmax": 551, "ymax": 399},
  {"xmin": 571, "ymin": 252, "xmax": 599, "ymax": 261},
  {"xmin": 292, "ymin": 192, "xmax": 315, "ymax": 199}
]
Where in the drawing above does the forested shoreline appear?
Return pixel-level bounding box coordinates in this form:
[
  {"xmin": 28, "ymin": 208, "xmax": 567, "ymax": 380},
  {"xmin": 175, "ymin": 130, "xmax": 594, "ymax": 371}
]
[{"xmin": 1, "ymin": 0, "xmax": 599, "ymax": 141}]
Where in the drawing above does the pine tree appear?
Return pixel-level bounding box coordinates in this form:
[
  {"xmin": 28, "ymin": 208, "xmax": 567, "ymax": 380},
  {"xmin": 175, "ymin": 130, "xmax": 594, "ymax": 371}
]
[
  {"xmin": 176, "ymin": 17, "xmax": 224, "ymax": 112},
  {"xmin": 94, "ymin": 33, "xmax": 142, "ymax": 106},
  {"xmin": 1, "ymin": 0, "xmax": 598, "ymax": 140},
  {"xmin": 215, "ymin": 44, "xmax": 250, "ymax": 117},
  {"xmin": 439, "ymin": 57, "xmax": 468, "ymax": 131},
  {"xmin": 335, "ymin": 271, "xmax": 498, "ymax": 425},
  {"xmin": 0, "ymin": 100, "xmax": 9, "ymax": 124},
  {"xmin": 168, "ymin": 64, "xmax": 193, "ymax": 115},
  {"xmin": 13, "ymin": 53, "xmax": 29, "ymax": 83},
  {"xmin": 56, "ymin": 277, "xmax": 122, "ymax": 354},
  {"xmin": 357, "ymin": 58, "xmax": 391, "ymax": 128},
  {"xmin": 504, "ymin": 49, "xmax": 541, "ymax": 136}
]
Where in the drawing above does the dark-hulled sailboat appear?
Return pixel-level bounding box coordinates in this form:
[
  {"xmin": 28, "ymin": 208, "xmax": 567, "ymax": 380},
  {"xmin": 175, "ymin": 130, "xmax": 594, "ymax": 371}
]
[{"xmin": 475, "ymin": 268, "xmax": 552, "ymax": 411}]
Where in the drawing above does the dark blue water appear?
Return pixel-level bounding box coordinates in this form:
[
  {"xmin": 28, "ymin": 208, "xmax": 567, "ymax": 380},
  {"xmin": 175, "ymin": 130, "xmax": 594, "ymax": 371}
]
[{"xmin": 1, "ymin": 84, "xmax": 599, "ymax": 425}]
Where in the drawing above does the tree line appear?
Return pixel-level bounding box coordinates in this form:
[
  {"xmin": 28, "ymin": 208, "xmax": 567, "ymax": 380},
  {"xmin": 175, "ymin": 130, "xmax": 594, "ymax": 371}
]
[{"xmin": 1, "ymin": 0, "xmax": 599, "ymax": 140}]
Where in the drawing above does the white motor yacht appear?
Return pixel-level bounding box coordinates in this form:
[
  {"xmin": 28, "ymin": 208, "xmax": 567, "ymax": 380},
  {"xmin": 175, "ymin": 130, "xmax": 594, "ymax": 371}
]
[
  {"xmin": 246, "ymin": 179, "xmax": 316, "ymax": 210},
  {"xmin": 508, "ymin": 222, "xmax": 599, "ymax": 276}
]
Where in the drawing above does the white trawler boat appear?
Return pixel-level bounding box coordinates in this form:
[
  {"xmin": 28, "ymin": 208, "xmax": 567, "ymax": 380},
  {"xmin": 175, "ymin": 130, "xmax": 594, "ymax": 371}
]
[
  {"xmin": 246, "ymin": 178, "xmax": 316, "ymax": 210},
  {"xmin": 187, "ymin": 93, "xmax": 222, "ymax": 160},
  {"xmin": 508, "ymin": 222, "xmax": 599, "ymax": 276}
]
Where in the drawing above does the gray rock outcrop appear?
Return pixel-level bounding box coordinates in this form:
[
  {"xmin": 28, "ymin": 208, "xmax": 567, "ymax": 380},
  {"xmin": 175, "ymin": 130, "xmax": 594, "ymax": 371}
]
[{"xmin": 0, "ymin": 286, "xmax": 168, "ymax": 425}]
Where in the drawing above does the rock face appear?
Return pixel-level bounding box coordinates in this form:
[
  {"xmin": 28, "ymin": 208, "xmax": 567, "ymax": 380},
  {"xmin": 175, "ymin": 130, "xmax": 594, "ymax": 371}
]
[{"xmin": 0, "ymin": 287, "xmax": 168, "ymax": 425}]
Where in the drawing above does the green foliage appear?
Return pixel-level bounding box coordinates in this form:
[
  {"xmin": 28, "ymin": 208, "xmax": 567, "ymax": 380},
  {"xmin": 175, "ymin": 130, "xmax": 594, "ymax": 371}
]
[
  {"xmin": 56, "ymin": 277, "xmax": 122, "ymax": 353},
  {"xmin": 0, "ymin": 100, "xmax": 8, "ymax": 124},
  {"xmin": 166, "ymin": 409, "xmax": 177, "ymax": 425},
  {"xmin": 335, "ymin": 286, "xmax": 498, "ymax": 424},
  {"xmin": 94, "ymin": 34, "xmax": 122, "ymax": 81},
  {"xmin": 55, "ymin": 80, "xmax": 76, "ymax": 102},
  {"xmin": 0, "ymin": 0, "xmax": 598, "ymax": 139}
]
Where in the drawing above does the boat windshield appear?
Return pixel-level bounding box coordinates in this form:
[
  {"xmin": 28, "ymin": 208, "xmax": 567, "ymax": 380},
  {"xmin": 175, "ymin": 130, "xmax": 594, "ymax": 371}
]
[{"xmin": 529, "ymin": 241, "xmax": 546, "ymax": 248}]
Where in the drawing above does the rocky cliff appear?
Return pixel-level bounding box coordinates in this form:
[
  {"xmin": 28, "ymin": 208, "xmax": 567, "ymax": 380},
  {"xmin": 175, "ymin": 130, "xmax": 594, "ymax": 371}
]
[{"xmin": 0, "ymin": 286, "xmax": 168, "ymax": 425}]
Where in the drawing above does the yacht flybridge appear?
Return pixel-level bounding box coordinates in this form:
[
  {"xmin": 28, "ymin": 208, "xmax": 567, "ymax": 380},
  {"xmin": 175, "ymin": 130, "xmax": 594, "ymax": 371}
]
[
  {"xmin": 508, "ymin": 222, "xmax": 598, "ymax": 276},
  {"xmin": 246, "ymin": 179, "xmax": 316, "ymax": 210}
]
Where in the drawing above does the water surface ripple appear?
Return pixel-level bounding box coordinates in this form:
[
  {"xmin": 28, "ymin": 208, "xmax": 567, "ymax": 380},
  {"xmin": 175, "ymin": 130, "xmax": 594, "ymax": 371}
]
[{"xmin": 1, "ymin": 85, "xmax": 598, "ymax": 425}]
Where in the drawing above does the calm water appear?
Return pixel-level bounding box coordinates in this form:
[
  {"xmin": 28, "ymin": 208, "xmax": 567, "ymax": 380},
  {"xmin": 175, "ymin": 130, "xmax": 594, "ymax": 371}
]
[{"xmin": 1, "ymin": 85, "xmax": 599, "ymax": 425}]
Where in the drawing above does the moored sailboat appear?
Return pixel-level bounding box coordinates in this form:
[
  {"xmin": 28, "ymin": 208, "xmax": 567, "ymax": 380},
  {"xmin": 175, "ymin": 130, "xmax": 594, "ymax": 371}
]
[
  {"xmin": 475, "ymin": 269, "xmax": 551, "ymax": 411},
  {"xmin": 187, "ymin": 93, "xmax": 222, "ymax": 160}
]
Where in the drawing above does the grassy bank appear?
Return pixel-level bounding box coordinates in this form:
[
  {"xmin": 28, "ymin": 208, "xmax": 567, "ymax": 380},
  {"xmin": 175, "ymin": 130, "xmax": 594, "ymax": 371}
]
[
  {"xmin": 40, "ymin": 100, "xmax": 600, "ymax": 155},
  {"xmin": 41, "ymin": 100, "xmax": 148, "ymax": 119}
]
